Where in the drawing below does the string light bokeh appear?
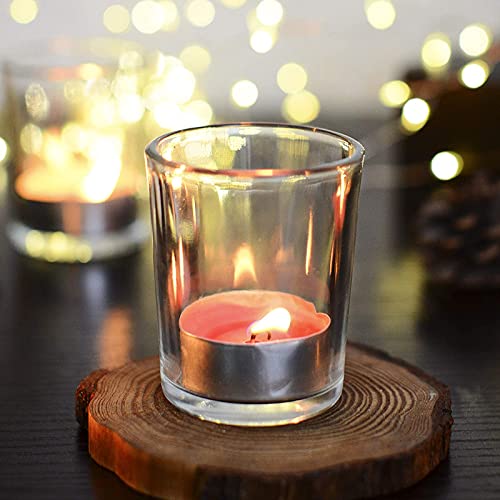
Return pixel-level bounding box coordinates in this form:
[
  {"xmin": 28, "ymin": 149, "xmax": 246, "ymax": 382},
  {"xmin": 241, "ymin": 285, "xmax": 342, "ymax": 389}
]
[
  {"xmin": 430, "ymin": 151, "xmax": 464, "ymax": 181},
  {"xmin": 421, "ymin": 33, "xmax": 452, "ymax": 71},
  {"xmin": 0, "ymin": 0, "xmax": 498, "ymax": 176},
  {"xmin": 9, "ymin": 0, "xmax": 38, "ymax": 24},
  {"xmin": 401, "ymin": 98, "xmax": 431, "ymax": 133},
  {"xmin": 364, "ymin": 0, "xmax": 396, "ymax": 31},
  {"xmin": 460, "ymin": 60, "xmax": 490, "ymax": 89}
]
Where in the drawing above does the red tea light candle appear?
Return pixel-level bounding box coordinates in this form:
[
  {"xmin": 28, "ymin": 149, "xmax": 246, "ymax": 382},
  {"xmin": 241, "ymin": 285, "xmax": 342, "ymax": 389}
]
[{"xmin": 179, "ymin": 290, "xmax": 331, "ymax": 402}]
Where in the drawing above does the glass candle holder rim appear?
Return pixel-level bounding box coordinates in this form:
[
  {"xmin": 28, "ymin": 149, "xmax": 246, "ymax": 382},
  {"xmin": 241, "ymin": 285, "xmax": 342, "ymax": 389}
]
[
  {"xmin": 2, "ymin": 37, "xmax": 149, "ymax": 78},
  {"xmin": 145, "ymin": 122, "xmax": 365, "ymax": 178}
]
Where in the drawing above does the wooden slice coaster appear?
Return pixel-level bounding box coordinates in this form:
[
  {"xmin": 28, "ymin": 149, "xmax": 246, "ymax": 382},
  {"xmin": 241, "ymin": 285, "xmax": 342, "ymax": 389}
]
[{"xmin": 76, "ymin": 342, "xmax": 452, "ymax": 499}]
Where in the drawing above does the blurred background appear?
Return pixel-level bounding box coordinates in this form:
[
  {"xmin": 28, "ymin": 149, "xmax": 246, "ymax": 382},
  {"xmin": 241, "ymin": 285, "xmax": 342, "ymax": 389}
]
[
  {"xmin": 0, "ymin": 0, "xmax": 499, "ymax": 269},
  {"xmin": 0, "ymin": 0, "xmax": 498, "ymax": 126}
]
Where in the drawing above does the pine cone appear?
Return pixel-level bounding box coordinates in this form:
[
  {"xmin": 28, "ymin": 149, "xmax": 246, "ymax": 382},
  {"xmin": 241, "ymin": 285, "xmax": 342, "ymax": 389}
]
[{"xmin": 417, "ymin": 171, "xmax": 500, "ymax": 288}]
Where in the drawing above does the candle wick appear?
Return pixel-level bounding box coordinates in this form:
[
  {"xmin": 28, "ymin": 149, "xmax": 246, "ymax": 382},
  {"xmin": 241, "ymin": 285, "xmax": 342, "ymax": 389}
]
[{"xmin": 245, "ymin": 331, "xmax": 272, "ymax": 343}]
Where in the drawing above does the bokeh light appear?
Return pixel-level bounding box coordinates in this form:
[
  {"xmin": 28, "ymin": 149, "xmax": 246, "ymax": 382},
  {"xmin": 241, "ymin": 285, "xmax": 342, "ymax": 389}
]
[
  {"xmin": 219, "ymin": 0, "xmax": 246, "ymax": 8},
  {"xmin": 119, "ymin": 50, "xmax": 144, "ymax": 70},
  {"xmin": 61, "ymin": 123, "xmax": 88, "ymax": 153},
  {"xmin": 0, "ymin": 137, "xmax": 9, "ymax": 163},
  {"xmin": 63, "ymin": 80, "xmax": 86, "ymax": 103},
  {"xmin": 459, "ymin": 60, "xmax": 490, "ymax": 89},
  {"xmin": 401, "ymin": 98, "xmax": 430, "ymax": 132},
  {"xmin": 180, "ymin": 45, "xmax": 211, "ymax": 74},
  {"xmin": 365, "ymin": 0, "xmax": 396, "ymax": 30},
  {"xmin": 87, "ymin": 77, "xmax": 112, "ymax": 100},
  {"xmin": 118, "ymin": 94, "xmax": 145, "ymax": 123},
  {"xmin": 459, "ymin": 23, "xmax": 492, "ymax": 57},
  {"xmin": 282, "ymin": 90, "xmax": 320, "ymax": 123},
  {"xmin": 88, "ymin": 98, "xmax": 116, "ymax": 127},
  {"xmin": 24, "ymin": 229, "xmax": 93, "ymax": 263},
  {"xmin": 159, "ymin": 0, "xmax": 179, "ymax": 31},
  {"xmin": 112, "ymin": 74, "xmax": 139, "ymax": 99},
  {"xmin": 153, "ymin": 101, "xmax": 181, "ymax": 129},
  {"xmin": 421, "ymin": 33, "xmax": 451, "ymax": 70},
  {"xmin": 277, "ymin": 63, "xmax": 308, "ymax": 94},
  {"xmin": 256, "ymin": 0, "xmax": 283, "ymax": 26},
  {"xmin": 143, "ymin": 82, "xmax": 165, "ymax": 110},
  {"xmin": 231, "ymin": 80, "xmax": 259, "ymax": 108},
  {"xmin": 378, "ymin": 80, "xmax": 411, "ymax": 108},
  {"xmin": 162, "ymin": 66, "xmax": 197, "ymax": 104},
  {"xmin": 10, "ymin": 0, "xmax": 38, "ymax": 24},
  {"xmin": 161, "ymin": 55, "xmax": 182, "ymax": 70},
  {"xmin": 250, "ymin": 29, "xmax": 275, "ymax": 53},
  {"xmin": 186, "ymin": 0, "xmax": 215, "ymax": 27},
  {"xmin": 430, "ymin": 151, "xmax": 464, "ymax": 181},
  {"xmin": 25, "ymin": 230, "xmax": 44, "ymax": 258},
  {"xmin": 132, "ymin": 0, "xmax": 165, "ymax": 34},
  {"xmin": 78, "ymin": 63, "xmax": 103, "ymax": 81},
  {"xmin": 25, "ymin": 83, "xmax": 50, "ymax": 121},
  {"xmin": 103, "ymin": 4, "xmax": 130, "ymax": 33},
  {"xmin": 20, "ymin": 123, "xmax": 43, "ymax": 154},
  {"xmin": 184, "ymin": 100, "xmax": 214, "ymax": 125}
]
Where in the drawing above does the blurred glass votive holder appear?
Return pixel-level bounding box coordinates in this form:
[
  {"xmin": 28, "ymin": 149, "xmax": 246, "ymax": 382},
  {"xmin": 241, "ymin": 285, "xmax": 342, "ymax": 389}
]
[
  {"xmin": 145, "ymin": 123, "xmax": 365, "ymax": 426},
  {"xmin": 3, "ymin": 38, "xmax": 151, "ymax": 263}
]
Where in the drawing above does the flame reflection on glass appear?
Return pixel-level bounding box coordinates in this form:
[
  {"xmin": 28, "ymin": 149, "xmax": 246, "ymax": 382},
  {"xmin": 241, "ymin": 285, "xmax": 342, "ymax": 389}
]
[{"xmin": 233, "ymin": 243, "xmax": 257, "ymax": 287}]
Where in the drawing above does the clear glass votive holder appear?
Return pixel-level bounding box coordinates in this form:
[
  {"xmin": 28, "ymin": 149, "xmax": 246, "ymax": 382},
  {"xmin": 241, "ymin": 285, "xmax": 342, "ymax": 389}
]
[
  {"xmin": 145, "ymin": 123, "xmax": 365, "ymax": 426},
  {"xmin": 3, "ymin": 39, "xmax": 150, "ymax": 262}
]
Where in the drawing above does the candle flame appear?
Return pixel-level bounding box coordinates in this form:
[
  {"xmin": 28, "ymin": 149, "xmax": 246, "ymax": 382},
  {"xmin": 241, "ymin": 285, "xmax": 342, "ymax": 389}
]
[
  {"xmin": 233, "ymin": 244, "xmax": 257, "ymax": 287},
  {"xmin": 43, "ymin": 130, "xmax": 70, "ymax": 171},
  {"xmin": 247, "ymin": 307, "xmax": 291, "ymax": 341},
  {"xmin": 81, "ymin": 135, "xmax": 123, "ymax": 203}
]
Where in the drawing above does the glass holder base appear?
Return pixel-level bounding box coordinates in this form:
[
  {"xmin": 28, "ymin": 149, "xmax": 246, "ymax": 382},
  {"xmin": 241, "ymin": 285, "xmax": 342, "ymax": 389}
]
[{"xmin": 161, "ymin": 371, "xmax": 343, "ymax": 427}]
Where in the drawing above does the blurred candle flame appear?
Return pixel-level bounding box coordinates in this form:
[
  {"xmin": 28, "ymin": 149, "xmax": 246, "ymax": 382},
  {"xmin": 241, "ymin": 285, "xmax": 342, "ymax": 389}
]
[
  {"xmin": 43, "ymin": 130, "xmax": 70, "ymax": 171},
  {"xmin": 81, "ymin": 135, "xmax": 123, "ymax": 202}
]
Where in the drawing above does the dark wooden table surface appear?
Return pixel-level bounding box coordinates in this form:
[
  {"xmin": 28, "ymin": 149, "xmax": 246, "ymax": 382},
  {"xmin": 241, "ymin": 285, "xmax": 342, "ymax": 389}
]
[{"xmin": 1, "ymin": 163, "xmax": 499, "ymax": 499}]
